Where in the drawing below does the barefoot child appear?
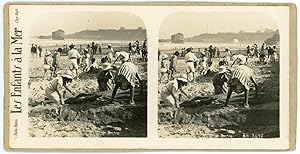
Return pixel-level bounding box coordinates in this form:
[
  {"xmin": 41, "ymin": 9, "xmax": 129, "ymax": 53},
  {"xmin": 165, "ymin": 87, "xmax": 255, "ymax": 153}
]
[
  {"xmin": 82, "ymin": 49, "xmax": 91, "ymax": 72},
  {"xmin": 160, "ymin": 74, "xmax": 190, "ymax": 108},
  {"xmin": 44, "ymin": 70, "xmax": 75, "ymax": 105},
  {"xmin": 97, "ymin": 62, "xmax": 115, "ymax": 91},
  {"xmin": 212, "ymin": 66, "xmax": 230, "ymax": 94},
  {"xmin": 51, "ymin": 48, "xmax": 62, "ymax": 78},
  {"xmin": 160, "ymin": 54, "xmax": 170, "ymax": 83},
  {"xmin": 43, "ymin": 50, "xmax": 52, "ymax": 80},
  {"xmin": 168, "ymin": 51, "xmax": 180, "ymax": 80},
  {"xmin": 225, "ymin": 56, "xmax": 258, "ymax": 108},
  {"xmin": 110, "ymin": 56, "xmax": 143, "ymax": 105}
]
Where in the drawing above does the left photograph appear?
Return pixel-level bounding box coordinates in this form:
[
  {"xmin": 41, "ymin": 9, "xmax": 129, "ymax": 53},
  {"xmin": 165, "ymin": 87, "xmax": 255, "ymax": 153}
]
[{"xmin": 28, "ymin": 12, "xmax": 148, "ymax": 137}]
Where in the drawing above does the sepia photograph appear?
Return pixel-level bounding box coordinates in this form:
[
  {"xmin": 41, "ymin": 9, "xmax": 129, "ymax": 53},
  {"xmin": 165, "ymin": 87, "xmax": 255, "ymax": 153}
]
[
  {"xmin": 27, "ymin": 12, "xmax": 148, "ymax": 137},
  {"xmin": 4, "ymin": 3, "xmax": 295, "ymax": 150},
  {"xmin": 158, "ymin": 12, "xmax": 280, "ymax": 138}
]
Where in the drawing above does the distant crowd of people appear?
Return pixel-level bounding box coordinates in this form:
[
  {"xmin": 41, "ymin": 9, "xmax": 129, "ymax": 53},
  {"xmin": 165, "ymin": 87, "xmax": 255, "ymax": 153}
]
[
  {"xmin": 37, "ymin": 40, "xmax": 147, "ymax": 107},
  {"xmin": 31, "ymin": 44, "xmax": 43, "ymax": 58},
  {"xmin": 247, "ymin": 43, "xmax": 278, "ymax": 64},
  {"xmin": 159, "ymin": 43, "xmax": 278, "ymax": 109}
]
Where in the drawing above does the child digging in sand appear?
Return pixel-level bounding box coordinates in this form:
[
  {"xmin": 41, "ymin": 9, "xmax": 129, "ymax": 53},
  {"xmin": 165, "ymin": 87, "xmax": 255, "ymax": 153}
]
[
  {"xmin": 97, "ymin": 62, "xmax": 115, "ymax": 91},
  {"xmin": 160, "ymin": 74, "xmax": 190, "ymax": 108},
  {"xmin": 110, "ymin": 54, "xmax": 143, "ymax": 105},
  {"xmin": 212, "ymin": 66, "xmax": 230, "ymax": 94},
  {"xmin": 44, "ymin": 70, "xmax": 76, "ymax": 105},
  {"xmin": 225, "ymin": 56, "xmax": 258, "ymax": 109}
]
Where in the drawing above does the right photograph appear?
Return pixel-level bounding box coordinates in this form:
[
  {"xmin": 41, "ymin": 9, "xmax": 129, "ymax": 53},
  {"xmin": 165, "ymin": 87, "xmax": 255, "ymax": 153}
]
[{"xmin": 158, "ymin": 12, "xmax": 280, "ymax": 138}]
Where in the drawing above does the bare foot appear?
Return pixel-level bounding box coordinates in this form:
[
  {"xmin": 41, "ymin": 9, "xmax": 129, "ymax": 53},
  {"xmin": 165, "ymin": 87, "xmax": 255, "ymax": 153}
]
[
  {"xmin": 244, "ymin": 104, "xmax": 251, "ymax": 109},
  {"xmin": 130, "ymin": 100, "xmax": 135, "ymax": 105}
]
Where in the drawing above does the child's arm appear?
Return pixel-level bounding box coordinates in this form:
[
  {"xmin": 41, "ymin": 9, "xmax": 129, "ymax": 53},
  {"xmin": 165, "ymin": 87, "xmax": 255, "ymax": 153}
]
[
  {"xmin": 64, "ymin": 85, "xmax": 75, "ymax": 96},
  {"xmin": 179, "ymin": 88, "xmax": 190, "ymax": 99},
  {"xmin": 56, "ymin": 85, "xmax": 64, "ymax": 104}
]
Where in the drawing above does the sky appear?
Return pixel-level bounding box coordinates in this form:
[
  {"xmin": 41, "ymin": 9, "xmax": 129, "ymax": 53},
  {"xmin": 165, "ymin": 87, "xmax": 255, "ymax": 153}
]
[
  {"xmin": 159, "ymin": 12, "xmax": 278, "ymax": 39},
  {"xmin": 30, "ymin": 12, "xmax": 145, "ymax": 36}
]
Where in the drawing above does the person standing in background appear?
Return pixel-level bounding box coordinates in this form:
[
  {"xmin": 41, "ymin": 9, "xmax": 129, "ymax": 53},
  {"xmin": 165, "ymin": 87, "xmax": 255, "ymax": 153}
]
[
  {"xmin": 78, "ymin": 45, "xmax": 83, "ymax": 55},
  {"xmin": 82, "ymin": 49, "xmax": 91, "ymax": 72},
  {"xmin": 68, "ymin": 44, "xmax": 81, "ymax": 78},
  {"xmin": 107, "ymin": 44, "xmax": 114, "ymax": 63},
  {"xmin": 185, "ymin": 48, "xmax": 198, "ymax": 83},
  {"xmin": 91, "ymin": 42, "xmax": 98, "ymax": 55},
  {"xmin": 38, "ymin": 45, "xmax": 43, "ymax": 58},
  {"xmin": 159, "ymin": 54, "xmax": 170, "ymax": 83},
  {"xmin": 224, "ymin": 47, "xmax": 232, "ymax": 65},
  {"xmin": 43, "ymin": 50, "xmax": 52, "ymax": 80},
  {"xmin": 51, "ymin": 48, "xmax": 62, "ymax": 78},
  {"xmin": 129, "ymin": 42, "xmax": 132, "ymax": 53},
  {"xmin": 31, "ymin": 44, "xmax": 37, "ymax": 57},
  {"xmin": 97, "ymin": 42, "xmax": 102, "ymax": 55},
  {"xmin": 204, "ymin": 47, "xmax": 211, "ymax": 62},
  {"xmin": 168, "ymin": 51, "xmax": 180, "ymax": 80}
]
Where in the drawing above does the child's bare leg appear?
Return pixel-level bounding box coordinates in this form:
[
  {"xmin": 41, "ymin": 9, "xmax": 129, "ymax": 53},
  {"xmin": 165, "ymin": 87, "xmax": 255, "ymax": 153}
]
[
  {"xmin": 43, "ymin": 69, "xmax": 47, "ymax": 79},
  {"xmin": 130, "ymin": 87, "xmax": 135, "ymax": 105},
  {"xmin": 110, "ymin": 84, "xmax": 120, "ymax": 104},
  {"xmin": 225, "ymin": 86, "xmax": 234, "ymax": 106},
  {"xmin": 52, "ymin": 67, "xmax": 56, "ymax": 78},
  {"xmin": 244, "ymin": 90, "xmax": 250, "ymax": 108},
  {"xmin": 192, "ymin": 72, "xmax": 196, "ymax": 83}
]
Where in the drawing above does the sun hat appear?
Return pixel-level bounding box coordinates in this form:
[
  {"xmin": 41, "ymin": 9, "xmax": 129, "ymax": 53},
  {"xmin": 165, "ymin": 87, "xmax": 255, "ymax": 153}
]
[
  {"xmin": 116, "ymin": 51, "xmax": 130, "ymax": 61},
  {"xmin": 108, "ymin": 44, "xmax": 112, "ymax": 47},
  {"xmin": 62, "ymin": 70, "xmax": 74, "ymax": 79},
  {"xmin": 232, "ymin": 55, "xmax": 237, "ymax": 61},
  {"xmin": 177, "ymin": 74, "xmax": 188, "ymax": 83},
  {"xmin": 218, "ymin": 66, "xmax": 227, "ymax": 74},
  {"xmin": 237, "ymin": 55, "xmax": 247, "ymax": 65},
  {"xmin": 69, "ymin": 44, "xmax": 75, "ymax": 49},
  {"xmin": 102, "ymin": 62, "xmax": 113, "ymax": 70},
  {"xmin": 162, "ymin": 54, "xmax": 168, "ymax": 60}
]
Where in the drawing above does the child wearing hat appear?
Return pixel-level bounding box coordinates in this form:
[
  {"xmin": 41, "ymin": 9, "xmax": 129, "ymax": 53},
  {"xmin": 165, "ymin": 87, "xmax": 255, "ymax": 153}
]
[
  {"xmin": 113, "ymin": 51, "xmax": 130, "ymax": 64},
  {"xmin": 224, "ymin": 47, "xmax": 232, "ymax": 65},
  {"xmin": 82, "ymin": 48, "xmax": 91, "ymax": 72},
  {"xmin": 225, "ymin": 58, "xmax": 258, "ymax": 108},
  {"xmin": 44, "ymin": 70, "xmax": 75, "ymax": 105},
  {"xmin": 86, "ymin": 58, "xmax": 100, "ymax": 73},
  {"xmin": 51, "ymin": 48, "xmax": 62, "ymax": 78},
  {"xmin": 68, "ymin": 44, "xmax": 81, "ymax": 77},
  {"xmin": 160, "ymin": 54, "xmax": 170, "ymax": 83},
  {"xmin": 160, "ymin": 74, "xmax": 190, "ymax": 108},
  {"xmin": 168, "ymin": 51, "xmax": 180, "ymax": 80},
  {"xmin": 110, "ymin": 61, "xmax": 143, "ymax": 105},
  {"xmin": 97, "ymin": 62, "xmax": 115, "ymax": 91},
  {"xmin": 202, "ymin": 61, "xmax": 217, "ymax": 77},
  {"xmin": 231, "ymin": 54, "xmax": 248, "ymax": 67},
  {"xmin": 43, "ymin": 50, "xmax": 52, "ymax": 80},
  {"xmin": 106, "ymin": 44, "xmax": 114, "ymax": 63},
  {"xmin": 185, "ymin": 48, "xmax": 198, "ymax": 83},
  {"xmin": 212, "ymin": 66, "xmax": 230, "ymax": 94}
]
